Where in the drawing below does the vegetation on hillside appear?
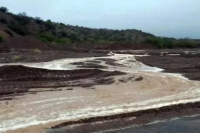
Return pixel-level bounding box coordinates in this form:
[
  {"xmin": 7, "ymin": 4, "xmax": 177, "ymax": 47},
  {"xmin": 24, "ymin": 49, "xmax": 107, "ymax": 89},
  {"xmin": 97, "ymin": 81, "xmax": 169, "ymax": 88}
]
[
  {"xmin": 0, "ymin": 6, "xmax": 8, "ymax": 13},
  {"xmin": 0, "ymin": 6, "xmax": 200, "ymax": 49},
  {"xmin": 144, "ymin": 37, "xmax": 200, "ymax": 49}
]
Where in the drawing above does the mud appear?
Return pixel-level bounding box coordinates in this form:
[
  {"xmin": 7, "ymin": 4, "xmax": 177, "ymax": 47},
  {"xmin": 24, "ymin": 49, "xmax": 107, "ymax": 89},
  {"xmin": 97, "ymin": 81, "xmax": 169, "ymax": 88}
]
[
  {"xmin": 0, "ymin": 65, "xmax": 125, "ymax": 96},
  {"xmin": 0, "ymin": 50, "xmax": 106, "ymax": 63},
  {"xmin": 70, "ymin": 62, "xmax": 107, "ymax": 69},
  {"xmin": 96, "ymin": 58, "xmax": 125, "ymax": 67},
  {"xmin": 46, "ymin": 49, "xmax": 200, "ymax": 133},
  {"xmin": 136, "ymin": 49, "xmax": 200, "ymax": 80},
  {"xmin": 95, "ymin": 43, "xmax": 157, "ymax": 50},
  {"xmin": 1, "ymin": 49, "xmax": 200, "ymax": 133}
]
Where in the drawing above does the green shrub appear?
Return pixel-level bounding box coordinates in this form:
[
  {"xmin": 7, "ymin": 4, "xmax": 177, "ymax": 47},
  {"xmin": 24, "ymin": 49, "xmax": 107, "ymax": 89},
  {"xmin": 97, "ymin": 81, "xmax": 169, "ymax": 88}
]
[
  {"xmin": 60, "ymin": 23, "xmax": 66, "ymax": 26},
  {"xmin": 32, "ymin": 49, "xmax": 42, "ymax": 54},
  {"xmin": 144, "ymin": 37, "xmax": 163, "ymax": 48},
  {"xmin": 0, "ymin": 6, "xmax": 8, "ymax": 13},
  {"xmin": 8, "ymin": 24, "xmax": 29, "ymax": 35},
  {"xmin": 15, "ymin": 15, "xmax": 30, "ymax": 25},
  {"xmin": 159, "ymin": 38, "xmax": 175, "ymax": 48},
  {"xmin": 35, "ymin": 17, "xmax": 43, "ymax": 24},
  {"xmin": 18, "ymin": 12, "xmax": 27, "ymax": 17},
  {"xmin": 38, "ymin": 33, "xmax": 70, "ymax": 44},
  {"xmin": 58, "ymin": 31, "xmax": 68, "ymax": 38},
  {"xmin": 175, "ymin": 40, "xmax": 198, "ymax": 48},
  {"xmin": 144, "ymin": 37, "xmax": 200, "ymax": 49},
  {"xmin": 38, "ymin": 33, "xmax": 55, "ymax": 42},
  {"xmin": 44, "ymin": 20, "xmax": 55, "ymax": 30},
  {"xmin": 69, "ymin": 33, "xmax": 81, "ymax": 42},
  {"xmin": 12, "ymin": 55, "xmax": 22, "ymax": 61}
]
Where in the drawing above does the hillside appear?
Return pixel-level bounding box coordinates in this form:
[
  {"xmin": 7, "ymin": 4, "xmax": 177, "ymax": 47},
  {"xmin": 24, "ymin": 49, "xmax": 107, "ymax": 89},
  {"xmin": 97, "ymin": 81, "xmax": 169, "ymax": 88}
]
[{"xmin": 0, "ymin": 6, "xmax": 200, "ymax": 50}]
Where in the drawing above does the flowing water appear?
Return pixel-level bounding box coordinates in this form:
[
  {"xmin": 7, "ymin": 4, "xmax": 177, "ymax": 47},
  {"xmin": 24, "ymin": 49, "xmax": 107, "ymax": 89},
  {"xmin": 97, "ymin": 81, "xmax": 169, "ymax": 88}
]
[
  {"xmin": 0, "ymin": 54, "xmax": 200, "ymax": 133},
  {"xmin": 106, "ymin": 115, "xmax": 200, "ymax": 133}
]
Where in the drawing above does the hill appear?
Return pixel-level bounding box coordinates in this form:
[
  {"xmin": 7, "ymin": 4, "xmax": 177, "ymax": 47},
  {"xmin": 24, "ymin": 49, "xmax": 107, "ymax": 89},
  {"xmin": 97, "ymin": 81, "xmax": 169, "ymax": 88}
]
[{"xmin": 0, "ymin": 6, "xmax": 200, "ymax": 51}]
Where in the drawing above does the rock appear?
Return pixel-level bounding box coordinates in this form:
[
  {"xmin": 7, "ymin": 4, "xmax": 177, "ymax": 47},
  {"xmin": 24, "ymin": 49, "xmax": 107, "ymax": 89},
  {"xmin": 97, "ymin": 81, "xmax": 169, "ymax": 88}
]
[{"xmin": 135, "ymin": 76, "xmax": 143, "ymax": 81}]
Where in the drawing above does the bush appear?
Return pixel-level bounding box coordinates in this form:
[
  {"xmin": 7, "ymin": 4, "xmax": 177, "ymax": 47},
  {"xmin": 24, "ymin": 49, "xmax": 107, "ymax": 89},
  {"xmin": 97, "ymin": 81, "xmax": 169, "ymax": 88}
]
[
  {"xmin": 69, "ymin": 33, "xmax": 81, "ymax": 42},
  {"xmin": 144, "ymin": 37, "xmax": 162, "ymax": 48},
  {"xmin": 12, "ymin": 55, "xmax": 22, "ymax": 61},
  {"xmin": 0, "ymin": 6, "xmax": 8, "ymax": 13},
  {"xmin": 58, "ymin": 31, "xmax": 68, "ymax": 38},
  {"xmin": 60, "ymin": 23, "xmax": 66, "ymax": 26},
  {"xmin": 38, "ymin": 33, "xmax": 55, "ymax": 42},
  {"xmin": 44, "ymin": 20, "xmax": 55, "ymax": 30},
  {"xmin": 160, "ymin": 38, "xmax": 175, "ymax": 48},
  {"xmin": 18, "ymin": 12, "xmax": 27, "ymax": 17},
  {"xmin": 144, "ymin": 37, "xmax": 176, "ymax": 49},
  {"xmin": 32, "ymin": 49, "xmax": 42, "ymax": 54},
  {"xmin": 38, "ymin": 33, "xmax": 70, "ymax": 44},
  {"xmin": 144, "ymin": 37, "xmax": 200, "ymax": 49},
  {"xmin": 55, "ymin": 38, "xmax": 71, "ymax": 44},
  {"xmin": 175, "ymin": 40, "xmax": 198, "ymax": 48},
  {"xmin": 35, "ymin": 17, "xmax": 43, "ymax": 24},
  {"xmin": 15, "ymin": 14, "xmax": 30, "ymax": 25},
  {"xmin": 8, "ymin": 24, "xmax": 29, "ymax": 35}
]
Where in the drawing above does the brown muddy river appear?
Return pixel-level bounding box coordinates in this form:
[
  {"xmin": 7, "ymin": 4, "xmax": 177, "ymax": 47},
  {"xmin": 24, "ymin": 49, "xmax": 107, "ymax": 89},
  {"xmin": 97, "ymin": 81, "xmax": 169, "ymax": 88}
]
[{"xmin": 0, "ymin": 54, "xmax": 200, "ymax": 133}]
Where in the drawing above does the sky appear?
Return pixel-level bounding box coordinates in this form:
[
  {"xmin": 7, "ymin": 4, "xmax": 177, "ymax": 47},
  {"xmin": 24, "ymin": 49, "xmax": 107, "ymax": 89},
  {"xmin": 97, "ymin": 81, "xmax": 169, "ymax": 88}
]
[{"xmin": 1, "ymin": 0, "xmax": 200, "ymax": 39}]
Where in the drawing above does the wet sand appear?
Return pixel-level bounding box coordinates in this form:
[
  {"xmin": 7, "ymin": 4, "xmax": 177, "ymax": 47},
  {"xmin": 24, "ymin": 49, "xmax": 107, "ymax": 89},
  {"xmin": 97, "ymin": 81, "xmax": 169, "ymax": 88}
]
[
  {"xmin": 136, "ymin": 50, "xmax": 200, "ymax": 80},
  {"xmin": 0, "ymin": 65, "xmax": 124, "ymax": 96}
]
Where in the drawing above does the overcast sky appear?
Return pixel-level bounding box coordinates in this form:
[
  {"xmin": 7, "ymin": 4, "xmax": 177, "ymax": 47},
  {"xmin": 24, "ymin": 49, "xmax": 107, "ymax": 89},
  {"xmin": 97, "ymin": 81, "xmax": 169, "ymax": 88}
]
[{"xmin": 1, "ymin": 0, "xmax": 200, "ymax": 38}]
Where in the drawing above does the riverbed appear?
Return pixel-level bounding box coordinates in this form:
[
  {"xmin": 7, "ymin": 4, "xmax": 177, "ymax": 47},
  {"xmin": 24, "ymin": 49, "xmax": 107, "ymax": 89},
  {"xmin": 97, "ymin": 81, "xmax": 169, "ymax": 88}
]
[{"xmin": 0, "ymin": 52, "xmax": 200, "ymax": 133}]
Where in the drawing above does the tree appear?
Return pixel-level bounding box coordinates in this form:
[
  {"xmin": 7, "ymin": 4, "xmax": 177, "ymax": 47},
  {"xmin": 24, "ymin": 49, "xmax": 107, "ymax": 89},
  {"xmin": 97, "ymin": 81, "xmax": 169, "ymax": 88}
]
[
  {"xmin": 35, "ymin": 17, "xmax": 41, "ymax": 20},
  {"xmin": 0, "ymin": 6, "xmax": 8, "ymax": 13},
  {"xmin": 47, "ymin": 19, "xmax": 52, "ymax": 23},
  {"xmin": 16, "ymin": 12, "xmax": 30, "ymax": 25},
  {"xmin": 44, "ymin": 19, "xmax": 55, "ymax": 30},
  {"xmin": 8, "ymin": 24, "xmax": 29, "ymax": 35},
  {"xmin": 35, "ymin": 17, "xmax": 43, "ymax": 24},
  {"xmin": 69, "ymin": 33, "xmax": 80, "ymax": 42},
  {"xmin": 18, "ymin": 12, "xmax": 27, "ymax": 17}
]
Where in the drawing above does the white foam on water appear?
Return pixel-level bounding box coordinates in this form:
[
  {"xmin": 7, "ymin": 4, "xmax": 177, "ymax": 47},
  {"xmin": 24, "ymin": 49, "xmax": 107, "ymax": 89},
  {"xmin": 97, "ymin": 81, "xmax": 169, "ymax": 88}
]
[
  {"xmin": 0, "ymin": 54, "xmax": 162, "ymax": 73},
  {"xmin": 0, "ymin": 53, "xmax": 199, "ymax": 132},
  {"xmin": 165, "ymin": 73, "xmax": 188, "ymax": 80},
  {"xmin": 1, "ymin": 87, "xmax": 200, "ymax": 132},
  {"xmin": 0, "ymin": 53, "xmax": 182, "ymax": 81},
  {"xmin": 168, "ymin": 54, "xmax": 180, "ymax": 56}
]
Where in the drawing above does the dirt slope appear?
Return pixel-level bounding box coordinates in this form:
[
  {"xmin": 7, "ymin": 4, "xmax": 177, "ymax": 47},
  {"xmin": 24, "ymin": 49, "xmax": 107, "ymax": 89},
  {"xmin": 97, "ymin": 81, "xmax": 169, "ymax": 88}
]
[{"xmin": 4, "ymin": 36, "xmax": 53, "ymax": 50}]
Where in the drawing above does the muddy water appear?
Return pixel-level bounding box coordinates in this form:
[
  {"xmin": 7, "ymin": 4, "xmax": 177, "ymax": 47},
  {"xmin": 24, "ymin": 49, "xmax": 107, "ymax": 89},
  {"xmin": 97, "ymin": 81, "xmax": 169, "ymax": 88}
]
[
  {"xmin": 0, "ymin": 54, "xmax": 200, "ymax": 133},
  {"xmin": 106, "ymin": 115, "xmax": 200, "ymax": 133},
  {"xmin": 0, "ymin": 54, "xmax": 162, "ymax": 72}
]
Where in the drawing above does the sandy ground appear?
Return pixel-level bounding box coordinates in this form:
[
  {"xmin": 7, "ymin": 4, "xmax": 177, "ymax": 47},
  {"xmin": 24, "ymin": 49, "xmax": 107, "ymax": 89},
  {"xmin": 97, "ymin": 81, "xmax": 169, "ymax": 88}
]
[{"xmin": 0, "ymin": 52, "xmax": 200, "ymax": 133}]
